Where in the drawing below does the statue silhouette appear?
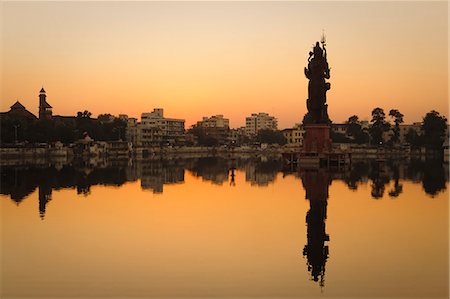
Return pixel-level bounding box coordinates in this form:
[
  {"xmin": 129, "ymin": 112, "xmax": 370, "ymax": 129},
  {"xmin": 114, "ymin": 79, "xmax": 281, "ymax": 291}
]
[{"xmin": 304, "ymin": 41, "xmax": 331, "ymax": 124}]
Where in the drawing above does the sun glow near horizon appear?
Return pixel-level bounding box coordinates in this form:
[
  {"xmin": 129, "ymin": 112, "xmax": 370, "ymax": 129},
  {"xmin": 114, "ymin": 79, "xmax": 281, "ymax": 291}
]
[{"xmin": 1, "ymin": 1, "xmax": 448, "ymax": 128}]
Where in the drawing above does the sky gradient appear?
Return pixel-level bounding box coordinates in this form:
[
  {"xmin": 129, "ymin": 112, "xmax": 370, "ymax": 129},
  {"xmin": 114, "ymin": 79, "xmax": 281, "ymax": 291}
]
[{"xmin": 1, "ymin": 1, "xmax": 448, "ymax": 128}]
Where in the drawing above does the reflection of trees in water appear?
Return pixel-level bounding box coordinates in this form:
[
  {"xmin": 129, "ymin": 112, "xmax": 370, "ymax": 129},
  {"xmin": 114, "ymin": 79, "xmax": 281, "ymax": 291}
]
[
  {"xmin": 1, "ymin": 164, "xmax": 129, "ymax": 218},
  {"xmin": 369, "ymin": 161, "xmax": 391, "ymax": 199},
  {"xmin": 387, "ymin": 160, "xmax": 403, "ymax": 197},
  {"xmin": 421, "ymin": 167, "xmax": 447, "ymax": 197},
  {"xmin": 340, "ymin": 159, "xmax": 447, "ymax": 198},
  {"xmin": 344, "ymin": 162, "xmax": 370, "ymax": 190},
  {"xmin": 1, "ymin": 158, "xmax": 447, "ymax": 219}
]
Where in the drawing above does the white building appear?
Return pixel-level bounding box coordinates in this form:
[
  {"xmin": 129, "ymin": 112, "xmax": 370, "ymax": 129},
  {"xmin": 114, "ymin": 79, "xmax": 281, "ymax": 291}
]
[
  {"xmin": 245, "ymin": 113, "xmax": 277, "ymax": 136},
  {"xmin": 125, "ymin": 117, "xmax": 138, "ymax": 145},
  {"xmin": 126, "ymin": 109, "xmax": 185, "ymax": 146},
  {"xmin": 196, "ymin": 115, "xmax": 229, "ymax": 128}
]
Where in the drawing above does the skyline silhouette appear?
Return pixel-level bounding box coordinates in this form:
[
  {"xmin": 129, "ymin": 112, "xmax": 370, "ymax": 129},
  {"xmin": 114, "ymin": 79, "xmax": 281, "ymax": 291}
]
[{"xmin": 2, "ymin": 2, "xmax": 447, "ymax": 128}]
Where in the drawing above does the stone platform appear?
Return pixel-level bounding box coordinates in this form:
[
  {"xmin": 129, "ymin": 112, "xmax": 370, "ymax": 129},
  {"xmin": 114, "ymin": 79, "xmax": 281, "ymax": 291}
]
[
  {"xmin": 302, "ymin": 124, "xmax": 332, "ymax": 153},
  {"xmin": 295, "ymin": 124, "xmax": 350, "ymax": 168}
]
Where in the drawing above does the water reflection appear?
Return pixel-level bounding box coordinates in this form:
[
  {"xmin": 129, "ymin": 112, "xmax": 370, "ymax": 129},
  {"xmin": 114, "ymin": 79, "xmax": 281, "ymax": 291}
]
[
  {"xmin": 0, "ymin": 157, "xmax": 448, "ymax": 296},
  {"xmin": 301, "ymin": 169, "xmax": 331, "ymax": 287},
  {"xmin": 1, "ymin": 158, "xmax": 448, "ymax": 220},
  {"xmin": 344, "ymin": 159, "xmax": 448, "ymax": 198}
]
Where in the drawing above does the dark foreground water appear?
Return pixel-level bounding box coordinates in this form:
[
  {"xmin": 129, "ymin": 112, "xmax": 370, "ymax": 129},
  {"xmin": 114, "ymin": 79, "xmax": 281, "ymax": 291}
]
[{"xmin": 1, "ymin": 157, "xmax": 448, "ymax": 298}]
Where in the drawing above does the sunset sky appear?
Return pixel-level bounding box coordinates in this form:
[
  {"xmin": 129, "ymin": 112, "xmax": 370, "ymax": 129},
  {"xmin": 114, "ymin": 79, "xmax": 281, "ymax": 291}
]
[{"xmin": 1, "ymin": 1, "xmax": 448, "ymax": 128}]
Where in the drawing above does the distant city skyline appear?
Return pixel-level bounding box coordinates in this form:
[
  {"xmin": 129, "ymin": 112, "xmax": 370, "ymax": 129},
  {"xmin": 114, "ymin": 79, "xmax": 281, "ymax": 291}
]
[{"xmin": 2, "ymin": 2, "xmax": 448, "ymax": 128}]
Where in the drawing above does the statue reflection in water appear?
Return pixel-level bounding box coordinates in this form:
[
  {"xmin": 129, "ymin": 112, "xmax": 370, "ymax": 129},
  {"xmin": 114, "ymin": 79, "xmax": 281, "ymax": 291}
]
[{"xmin": 301, "ymin": 169, "xmax": 331, "ymax": 287}]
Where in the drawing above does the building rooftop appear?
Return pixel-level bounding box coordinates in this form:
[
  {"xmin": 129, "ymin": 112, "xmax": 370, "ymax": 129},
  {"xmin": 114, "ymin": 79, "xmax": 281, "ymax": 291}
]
[{"xmin": 10, "ymin": 101, "xmax": 26, "ymax": 110}]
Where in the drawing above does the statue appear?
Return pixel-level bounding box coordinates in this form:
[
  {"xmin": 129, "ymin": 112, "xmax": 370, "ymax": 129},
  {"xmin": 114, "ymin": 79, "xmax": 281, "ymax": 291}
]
[{"xmin": 303, "ymin": 37, "xmax": 331, "ymax": 124}]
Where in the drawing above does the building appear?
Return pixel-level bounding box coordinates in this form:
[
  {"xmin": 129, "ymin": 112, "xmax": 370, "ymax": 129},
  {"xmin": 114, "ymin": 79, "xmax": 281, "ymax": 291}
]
[
  {"xmin": 126, "ymin": 109, "xmax": 185, "ymax": 146},
  {"xmin": 1, "ymin": 101, "xmax": 37, "ymax": 121},
  {"xmin": 229, "ymin": 127, "xmax": 247, "ymax": 145},
  {"xmin": 196, "ymin": 115, "xmax": 230, "ymax": 128},
  {"xmin": 331, "ymin": 123, "xmax": 348, "ymax": 135},
  {"xmin": 38, "ymin": 88, "xmax": 52, "ymax": 120},
  {"xmin": 193, "ymin": 115, "xmax": 230, "ymax": 145},
  {"xmin": 282, "ymin": 124, "xmax": 305, "ymax": 147},
  {"xmin": 124, "ymin": 117, "xmax": 138, "ymax": 145},
  {"xmin": 245, "ymin": 113, "xmax": 277, "ymax": 136}
]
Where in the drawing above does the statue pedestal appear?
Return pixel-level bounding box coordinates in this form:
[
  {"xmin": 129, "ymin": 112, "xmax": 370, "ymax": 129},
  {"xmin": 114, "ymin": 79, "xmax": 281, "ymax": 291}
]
[{"xmin": 302, "ymin": 124, "xmax": 332, "ymax": 154}]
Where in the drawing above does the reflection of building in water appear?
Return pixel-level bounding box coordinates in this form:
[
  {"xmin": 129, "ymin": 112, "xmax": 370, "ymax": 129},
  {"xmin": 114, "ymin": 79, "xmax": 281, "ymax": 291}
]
[
  {"xmin": 301, "ymin": 169, "xmax": 331, "ymax": 287},
  {"xmin": 187, "ymin": 157, "xmax": 230, "ymax": 185},
  {"xmin": 1, "ymin": 159, "xmax": 448, "ymax": 220},
  {"xmin": 244, "ymin": 160, "xmax": 280, "ymax": 186},
  {"xmin": 125, "ymin": 162, "xmax": 142, "ymax": 182},
  {"xmin": 140, "ymin": 162, "xmax": 185, "ymax": 193},
  {"xmin": 199, "ymin": 171, "xmax": 228, "ymax": 185}
]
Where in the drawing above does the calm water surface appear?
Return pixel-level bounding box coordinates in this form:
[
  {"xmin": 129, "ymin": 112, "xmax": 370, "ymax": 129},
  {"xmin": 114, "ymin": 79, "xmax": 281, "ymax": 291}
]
[{"xmin": 1, "ymin": 157, "xmax": 448, "ymax": 298}]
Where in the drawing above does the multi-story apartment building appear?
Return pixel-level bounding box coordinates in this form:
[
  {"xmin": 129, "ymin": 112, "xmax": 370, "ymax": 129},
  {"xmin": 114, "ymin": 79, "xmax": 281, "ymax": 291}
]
[
  {"xmin": 193, "ymin": 115, "xmax": 230, "ymax": 145},
  {"xmin": 196, "ymin": 115, "xmax": 230, "ymax": 128},
  {"xmin": 125, "ymin": 109, "xmax": 185, "ymax": 146},
  {"xmin": 245, "ymin": 113, "xmax": 277, "ymax": 136},
  {"xmin": 124, "ymin": 117, "xmax": 138, "ymax": 145},
  {"xmin": 282, "ymin": 124, "xmax": 305, "ymax": 147}
]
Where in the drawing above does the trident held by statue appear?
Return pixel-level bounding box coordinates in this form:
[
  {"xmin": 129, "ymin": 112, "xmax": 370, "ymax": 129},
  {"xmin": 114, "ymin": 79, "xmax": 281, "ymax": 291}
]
[{"xmin": 321, "ymin": 30, "xmax": 326, "ymax": 47}]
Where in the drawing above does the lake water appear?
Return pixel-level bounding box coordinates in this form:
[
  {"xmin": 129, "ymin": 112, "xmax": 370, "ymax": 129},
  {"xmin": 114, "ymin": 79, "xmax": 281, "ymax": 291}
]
[{"xmin": 1, "ymin": 157, "xmax": 448, "ymax": 298}]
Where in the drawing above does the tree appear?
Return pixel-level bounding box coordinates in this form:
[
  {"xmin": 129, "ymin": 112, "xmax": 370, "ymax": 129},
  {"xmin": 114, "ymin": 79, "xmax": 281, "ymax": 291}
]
[
  {"xmin": 369, "ymin": 108, "xmax": 390, "ymax": 145},
  {"xmin": 345, "ymin": 115, "xmax": 369, "ymax": 144},
  {"xmin": 405, "ymin": 128, "xmax": 422, "ymax": 147},
  {"xmin": 77, "ymin": 110, "xmax": 92, "ymax": 119},
  {"xmin": 421, "ymin": 110, "xmax": 448, "ymax": 149},
  {"xmin": 388, "ymin": 109, "xmax": 404, "ymax": 144},
  {"xmin": 257, "ymin": 129, "xmax": 286, "ymax": 145},
  {"xmin": 98, "ymin": 113, "xmax": 114, "ymax": 123},
  {"xmin": 346, "ymin": 115, "xmax": 361, "ymax": 137},
  {"xmin": 188, "ymin": 126, "xmax": 219, "ymax": 146}
]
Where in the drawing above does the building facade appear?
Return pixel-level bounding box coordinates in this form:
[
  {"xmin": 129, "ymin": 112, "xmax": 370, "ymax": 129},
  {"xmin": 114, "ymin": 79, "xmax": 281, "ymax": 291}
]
[
  {"xmin": 193, "ymin": 115, "xmax": 230, "ymax": 145},
  {"xmin": 282, "ymin": 124, "xmax": 305, "ymax": 147},
  {"xmin": 196, "ymin": 115, "xmax": 230, "ymax": 128},
  {"xmin": 126, "ymin": 109, "xmax": 185, "ymax": 146},
  {"xmin": 245, "ymin": 113, "xmax": 278, "ymax": 136}
]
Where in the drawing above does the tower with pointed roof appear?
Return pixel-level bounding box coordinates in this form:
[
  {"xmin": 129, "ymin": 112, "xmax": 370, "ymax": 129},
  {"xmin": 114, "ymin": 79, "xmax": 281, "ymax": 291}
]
[{"xmin": 38, "ymin": 87, "xmax": 52, "ymax": 120}]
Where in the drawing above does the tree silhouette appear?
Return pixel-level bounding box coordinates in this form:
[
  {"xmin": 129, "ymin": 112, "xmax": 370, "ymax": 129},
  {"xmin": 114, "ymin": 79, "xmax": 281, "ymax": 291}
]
[
  {"xmin": 389, "ymin": 109, "xmax": 404, "ymax": 144},
  {"xmin": 346, "ymin": 115, "xmax": 370, "ymax": 144},
  {"xmin": 421, "ymin": 110, "xmax": 447, "ymax": 149},
  {"xmin": 369, "ymin": 108, "xmax": 390, "ymax": 145}
]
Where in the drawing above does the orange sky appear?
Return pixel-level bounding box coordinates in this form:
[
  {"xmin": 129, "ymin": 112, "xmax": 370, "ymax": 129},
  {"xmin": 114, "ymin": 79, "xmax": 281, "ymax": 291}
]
[{"xmin": 1, "ymin": 1, "xmax": 448, "ymax": 128}]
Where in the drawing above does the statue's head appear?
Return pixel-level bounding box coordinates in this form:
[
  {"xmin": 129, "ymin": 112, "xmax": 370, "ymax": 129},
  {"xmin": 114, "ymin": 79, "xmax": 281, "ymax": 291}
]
[{"xmin": 313, "ymin": 42, "xmax": 323, "ymax": 58}]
